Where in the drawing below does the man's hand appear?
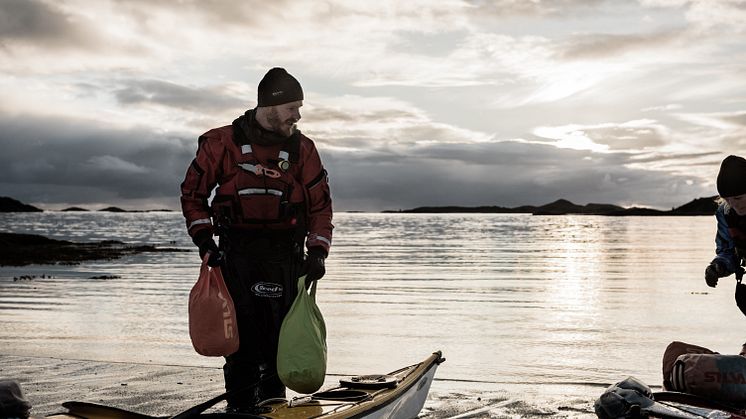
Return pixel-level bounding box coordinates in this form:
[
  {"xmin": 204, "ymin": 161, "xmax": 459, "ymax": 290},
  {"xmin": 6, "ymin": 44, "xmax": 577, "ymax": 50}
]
[
  {"xmin": 705, "ymin": 260, "xmax": 727, "ymax": 288},
  {"xmin": 203, "ymin": 248, "xmax": 224, "ymax": 268},
  {"xmin": 194, "ymin": 229, "xmax": 223, "ymax": 267},
  {"xmin": 303, "ymin": 248, "xmax": 327, "ymax": 282}
]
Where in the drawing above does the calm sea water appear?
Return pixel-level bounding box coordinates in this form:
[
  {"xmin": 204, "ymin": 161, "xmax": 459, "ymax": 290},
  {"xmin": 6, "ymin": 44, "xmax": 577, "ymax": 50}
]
[{"xmin": 1, "ymin": 212, "xmax": 743, "ymax": 415}]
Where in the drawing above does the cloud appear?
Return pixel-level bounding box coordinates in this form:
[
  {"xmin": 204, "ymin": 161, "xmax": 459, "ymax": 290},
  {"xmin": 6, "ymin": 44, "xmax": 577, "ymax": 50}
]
[
  {"xmin": 0, "ymin": 0, "xmax": 156, "ymax": 76},
  {"xmin": 558, "ymin": 29, "xmax": 685, "ymax": 59},
  {"xmin": 0, "ymin": 1, "xmax": 573, "ymax": 92},
  {"xmin": 464, "ymin": 0, "xmax": 607, "ymax": 18},
  {"xmin": 0, "ymin": 0, "xmax": 92, "ymax": 46},
  {"xmin": 301, "ymin": 96, "xmax": 717, "ymax": 210},
  {"xmin": 683, "ymin": 0, "xmax": 746, "ymax": 34},
  {"xmin": 722, "ymin": 111, "xmax": 746, "ymax": 127},
  {"xmin": 666, "ymin": 110, "xmax": 746, "ymax": 155},
  {"xmin": 533, "ymin": 119, "xmax": 670, "ymax": 152},
  {"xmin": 303, "ymin": 95, "xmax": 493, "ymax": 153},
  {"xmin": 84, "ymin": 155, "xmax": 150, "ymax": 174},
  {"xmin": 642, "ymin": 104, "xmax": 683, "ymax": 112},
  {"xmin": 113, "ymin": 79, "xmax": 247, "ymax": 113},
  {"xmin": 325, "ymin": 139, "xmax": 713, "ymax": 211},
  {"xmin": 0, "ymin": 113, "xmax": 194, "ymax": 207}
]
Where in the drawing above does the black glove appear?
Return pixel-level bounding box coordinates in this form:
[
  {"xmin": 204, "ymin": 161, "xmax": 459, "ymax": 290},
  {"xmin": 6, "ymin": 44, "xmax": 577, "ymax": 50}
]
[
  {"xmin": 193, "ymin": 229, "xmax": 223, "ymax": 268},
  {"xmin": 705, "ymin": 260, "xmax": 727, "ymax": 288},
  {"xmin": 303, "ymin": 247, "xmax": 327, "ymax": 282}
]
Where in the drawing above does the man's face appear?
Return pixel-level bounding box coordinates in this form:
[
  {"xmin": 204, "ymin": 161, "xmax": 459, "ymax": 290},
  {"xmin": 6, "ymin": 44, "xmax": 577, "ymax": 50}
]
[
  {"xmin": 727, "ymin": 193, "xmax": 746, "ymax": 216},
  {"xmin": 266, "ymin": 101, "xmax": 302, "ymax": 138}
]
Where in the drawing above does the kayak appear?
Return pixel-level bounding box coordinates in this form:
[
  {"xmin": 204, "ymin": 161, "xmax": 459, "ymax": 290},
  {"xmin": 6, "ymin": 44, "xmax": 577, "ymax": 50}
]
[
  {"xmin": 46, "ymin": 351, "xmax": 445, "ymax": 419},
  {"xmin": 650, "ymin": 392, "xmax": 746, "ymax": 419}
]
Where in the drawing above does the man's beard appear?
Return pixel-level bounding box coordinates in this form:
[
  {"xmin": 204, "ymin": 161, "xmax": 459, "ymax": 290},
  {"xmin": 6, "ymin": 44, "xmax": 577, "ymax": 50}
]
[{"xmin": 267, "ymin": 109, "xmax": 297, "ymax": 138}]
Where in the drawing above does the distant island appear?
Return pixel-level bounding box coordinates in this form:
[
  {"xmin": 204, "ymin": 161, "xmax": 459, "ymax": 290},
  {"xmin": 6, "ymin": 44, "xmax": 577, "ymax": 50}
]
[
  {"xmin": 0, "ymin": 197, "xmax": 43, "ymax": 212},
  {"xmin": 1, "ymin": 195, "xmax": 719, "ymax": 216},
  {"xmin": 0, "ymin": 197, "xmax": 174, "ymax": 213},
  {"xmin": 386, "ymin": 196, "xmax": 719, "ymax": 216}
]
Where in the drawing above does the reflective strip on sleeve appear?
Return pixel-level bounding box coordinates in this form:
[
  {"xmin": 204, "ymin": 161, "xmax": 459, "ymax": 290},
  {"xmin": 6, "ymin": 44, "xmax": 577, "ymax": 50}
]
[
  {"xmin": 309, "ymin": 234, "xmax": 331, "ymax": 247},
  {"xmin": 188, "ymin": 218, "xmax": 212, "ymax": 231},
  {"xmin": 238, "ymin": 188, "xmax": 283, "ymax": 196},
  {"xmin": 241, "ymin": 144, "xmax": 252, "ymax": 154}
]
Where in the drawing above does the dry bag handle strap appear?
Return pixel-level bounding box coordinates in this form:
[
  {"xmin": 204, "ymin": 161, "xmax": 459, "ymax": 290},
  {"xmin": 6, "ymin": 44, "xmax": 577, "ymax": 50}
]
[
  {"xmin": 300, "ymin": 275, "xmax": 318, "ymax": 297},
  {"xmin": 309, "ymin": 277, "xmax": 318, "ymax": 297}
]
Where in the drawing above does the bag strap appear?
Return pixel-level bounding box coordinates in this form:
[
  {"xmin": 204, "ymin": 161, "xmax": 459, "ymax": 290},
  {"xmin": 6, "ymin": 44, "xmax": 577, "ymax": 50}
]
[
  {"xmin": 298, "ymin": 275, "xmax": 318, "ymax": 298},
  {"xmin": 310, "ymin": 277, "xmax": 317, "ymax": 298}
]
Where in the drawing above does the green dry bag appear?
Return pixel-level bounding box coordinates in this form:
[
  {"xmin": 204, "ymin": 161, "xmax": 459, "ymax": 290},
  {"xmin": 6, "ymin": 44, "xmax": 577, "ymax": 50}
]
[{"xmin": 277, "ymin": 275, "xmax": 327, "ymax": 394}]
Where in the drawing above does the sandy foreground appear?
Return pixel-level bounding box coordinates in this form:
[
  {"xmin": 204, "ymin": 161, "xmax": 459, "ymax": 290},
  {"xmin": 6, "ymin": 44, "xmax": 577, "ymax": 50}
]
[
  {"xmin": 1, "ymin": 354, "xmax": 226, "ymax": 417},
  {"xmin": 1, "ymin": 354, "xmax": 600, "ymax": 418}
]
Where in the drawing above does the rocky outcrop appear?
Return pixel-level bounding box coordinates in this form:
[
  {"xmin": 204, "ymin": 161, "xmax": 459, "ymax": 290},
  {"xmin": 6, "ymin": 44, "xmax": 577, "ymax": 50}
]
[{"xmin": 0, "ymin": 232, "xmax": 187, "ymax": 266}]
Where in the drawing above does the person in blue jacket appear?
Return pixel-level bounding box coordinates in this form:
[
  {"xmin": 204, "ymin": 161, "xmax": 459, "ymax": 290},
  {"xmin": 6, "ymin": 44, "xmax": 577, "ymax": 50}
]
[{"xmin": 705, "ymin": 155, "xmax": 746, "ymax": 296}]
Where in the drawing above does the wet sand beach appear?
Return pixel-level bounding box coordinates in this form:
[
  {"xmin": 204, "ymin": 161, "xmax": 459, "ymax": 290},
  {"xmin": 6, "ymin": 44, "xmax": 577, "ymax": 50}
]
[
  {"xmin": 0, "ymin": 354, "xmax": 599, "ymax": 418},
  {"xmin": 1, "ymin": 355, "xmax": 224, "ymax": 417}
]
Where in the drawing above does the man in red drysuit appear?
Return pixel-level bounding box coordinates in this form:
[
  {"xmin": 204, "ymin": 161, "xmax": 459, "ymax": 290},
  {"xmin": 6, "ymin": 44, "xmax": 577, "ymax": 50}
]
[{"xmin": 180, "ymin": 67, "xmax": 333, "ymax": 410}]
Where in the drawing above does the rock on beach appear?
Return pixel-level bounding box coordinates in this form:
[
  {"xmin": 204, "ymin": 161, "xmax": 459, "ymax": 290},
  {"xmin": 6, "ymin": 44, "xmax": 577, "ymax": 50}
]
[{"xmin": 0, "ymin": 232, "xmax": 186, "ymax": 267}]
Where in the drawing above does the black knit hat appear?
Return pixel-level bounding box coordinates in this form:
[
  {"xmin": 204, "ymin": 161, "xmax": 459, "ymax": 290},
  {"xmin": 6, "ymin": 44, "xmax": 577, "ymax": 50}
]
[
  {"xmin": 717, "ymin": 155, "xmax": 746, "ymax": 197},
  {"xmin": 257, "ymin": 67, "xmax": 303, "ymax": 107}
]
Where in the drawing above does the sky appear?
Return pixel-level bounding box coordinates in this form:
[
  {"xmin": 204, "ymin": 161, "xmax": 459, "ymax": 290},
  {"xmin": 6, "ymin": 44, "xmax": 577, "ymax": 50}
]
[{"xmin": 1, "ymin": 0, "xmax": 745, "ymax": 212}]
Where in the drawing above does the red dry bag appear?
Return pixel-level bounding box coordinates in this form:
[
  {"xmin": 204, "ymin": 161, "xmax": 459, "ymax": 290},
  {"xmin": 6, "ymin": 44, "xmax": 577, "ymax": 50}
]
[{"xmin": 188, "ymin": 255, "xmax": 239, "ymax": 356}]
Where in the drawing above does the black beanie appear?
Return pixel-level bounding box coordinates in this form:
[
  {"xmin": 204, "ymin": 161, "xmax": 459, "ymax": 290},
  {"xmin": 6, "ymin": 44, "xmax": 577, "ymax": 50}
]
[
  {"xmin": 717, "ymin": 155, "xmax": 746, "ymax": 197},
  {"xmin": 257, "ymin": 67, "xmax": 303, "ymax": 107}
]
